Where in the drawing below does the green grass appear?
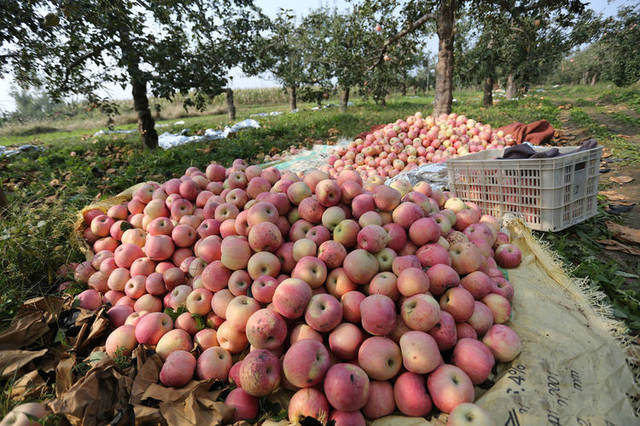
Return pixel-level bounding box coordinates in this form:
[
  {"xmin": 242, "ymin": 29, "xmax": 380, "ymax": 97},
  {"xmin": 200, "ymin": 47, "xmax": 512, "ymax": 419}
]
[
  {"xmin": 539, "ymin": 205, "xmax": 640, "ymax": 331},
  {"xmin": 568, "ymin": 107, "xmax": 640, "ymax": 163}
]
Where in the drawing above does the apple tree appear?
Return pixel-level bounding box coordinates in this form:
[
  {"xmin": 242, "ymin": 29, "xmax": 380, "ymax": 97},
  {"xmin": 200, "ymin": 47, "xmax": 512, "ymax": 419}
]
[
  {"xmin": 3, "ymin": 0, "xmax": 266, "ymax": 149},
  {"xmin": 255, "ymin": 10, "xmax": 309, "ymax": 112}
]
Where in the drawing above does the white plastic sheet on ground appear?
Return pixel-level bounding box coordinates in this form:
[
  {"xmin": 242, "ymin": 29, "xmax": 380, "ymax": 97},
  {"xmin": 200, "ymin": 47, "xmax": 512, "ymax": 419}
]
[
  {"xmin": 0, "ymin": 144, "xmax": 44, "ymax": 158},
  {"xmin": 157, "ymin": 119, "xmax": 260, "ymax": 149},
  {"xmin": 385, "ymin": 163, "xmax": 449, "ymax": 189},
  {"xmin": 260, "ymin": 139, "xmax": 351, "ymax": 173},
  {"xmin": 250, "ymin": 111, "xmax": 283, "ymax": 117}
]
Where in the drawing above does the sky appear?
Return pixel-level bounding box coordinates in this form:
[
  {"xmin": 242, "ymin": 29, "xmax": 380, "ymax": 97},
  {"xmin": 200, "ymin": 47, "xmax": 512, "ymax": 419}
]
[{"xmin": 0, "ymin": 0, "xmax": 630, "ymax": 112}]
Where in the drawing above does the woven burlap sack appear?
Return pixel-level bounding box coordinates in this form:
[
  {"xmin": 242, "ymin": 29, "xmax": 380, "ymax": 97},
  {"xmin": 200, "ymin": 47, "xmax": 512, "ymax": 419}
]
[{"xmin": 73, "ymin": 186, "xmax": 639, "ymax": 425}]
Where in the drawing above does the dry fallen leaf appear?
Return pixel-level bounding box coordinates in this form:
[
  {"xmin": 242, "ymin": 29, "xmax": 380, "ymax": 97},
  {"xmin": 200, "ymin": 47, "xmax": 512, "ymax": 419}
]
[
  {"xmin": 9, "ymin": 369, "xmax": 47, "ymax": 400},
  {"xmin": 597, "ymin": 239, "xmax": 640, "ymax": 256},
  {"xmin": 606, "ymin": 222, "xmax": 640, "ymax": 245},
  {"xmin": 0, "ymin": 349, "xmax": 48, "ymax": 378},
  {"xmin": 599, "ymin": 190, "xmax": 629, "ymax": 202},
  {"xmin": 609, "ymin": 176, "xmax": 634, "ymax": 184},
  {"xmin": 56, "ymin": 356, "xmax": 76, "ymax": 397}
]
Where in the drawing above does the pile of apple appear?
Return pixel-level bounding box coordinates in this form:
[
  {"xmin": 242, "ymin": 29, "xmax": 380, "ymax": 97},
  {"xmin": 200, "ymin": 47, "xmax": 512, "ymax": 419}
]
[
  {"xmin": 74, "ymin": 161, "xmax": 523, "ymax": 425},
  {"xmin": 326, "ymin": 112, "xmax": 516, "ymax": 179}
]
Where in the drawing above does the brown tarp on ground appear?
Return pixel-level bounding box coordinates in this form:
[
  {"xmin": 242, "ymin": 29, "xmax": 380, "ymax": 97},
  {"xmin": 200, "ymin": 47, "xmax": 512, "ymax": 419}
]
[{"xmin": 498, "ymin": 120, "xmax": 555, "ymax": 145}]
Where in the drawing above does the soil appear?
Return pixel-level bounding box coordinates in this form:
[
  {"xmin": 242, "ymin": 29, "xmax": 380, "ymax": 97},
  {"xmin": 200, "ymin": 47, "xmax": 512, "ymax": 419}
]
[{"xmin": 557, "ymin": 102, "xmax": 640, "ymax": 275}]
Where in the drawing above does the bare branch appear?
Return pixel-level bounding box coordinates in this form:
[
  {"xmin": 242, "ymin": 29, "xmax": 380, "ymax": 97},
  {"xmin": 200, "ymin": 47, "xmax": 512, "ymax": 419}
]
[{"xmin": 370, "ymin": 12, "xmax": 434, "ymax": 70}]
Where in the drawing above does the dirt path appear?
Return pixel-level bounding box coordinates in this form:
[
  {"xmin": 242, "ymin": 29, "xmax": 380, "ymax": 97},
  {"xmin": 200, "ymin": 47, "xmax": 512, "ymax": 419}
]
[{"xmin": 557, "ymin": 104, "xmax": 640, "ymax": 228}]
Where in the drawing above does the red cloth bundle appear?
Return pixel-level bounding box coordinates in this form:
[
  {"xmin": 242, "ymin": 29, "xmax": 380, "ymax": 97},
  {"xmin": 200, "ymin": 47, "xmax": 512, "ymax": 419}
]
[{"xmin": 497, "ymin": 120, "xmax": 555, "ymax": 145}]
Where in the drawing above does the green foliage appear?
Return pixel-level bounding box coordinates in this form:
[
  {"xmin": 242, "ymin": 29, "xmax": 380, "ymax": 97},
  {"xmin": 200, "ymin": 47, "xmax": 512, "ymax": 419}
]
[
  {"xmin": 456, "ymin": 1, "xmax": 594, "ymax": 94},
  {"xmin": 3, "ymin": 0, "xmax": 267, "ymax": 147},
  {"xmin": 568, "ymin": 107, "xmax": 640, "ymax": 163},
  {"xmin": 541, "ymin": 208, "xmax": 640, "ymax": 332},
  {"xmin": 256, "ymin": 10, "xmax": 307, "ymax": 95},
  {"xmin": 550, "ymin": 6, "xmax": 640, "ymax": 87}
]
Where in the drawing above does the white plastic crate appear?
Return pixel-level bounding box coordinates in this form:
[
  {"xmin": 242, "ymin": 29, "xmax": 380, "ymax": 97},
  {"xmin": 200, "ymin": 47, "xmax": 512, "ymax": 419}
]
[{"xmin": 446, "ymin": 145, "xmax": 602, "ymax": 232}]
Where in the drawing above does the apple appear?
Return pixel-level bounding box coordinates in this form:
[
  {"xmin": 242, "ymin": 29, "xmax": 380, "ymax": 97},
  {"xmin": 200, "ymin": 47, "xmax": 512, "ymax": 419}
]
[
  {"xmin": 447, "ymin": 402, "xmax": 496, "ymax": 426},
  {"xmin": 333, "ymin": 219, "xmax": 360, "ymax": 248},
  {"xmin": 292, "ymin": 256, "xmax": 327, "ymax": 288},
  {"xmin": 105, "ymin": 325, "xmax": 137, "ymax": 358},
  {"xmin": 323, "ymin": 363, "xmax": 370, "ymax": 411},
  {"xmin": 288, "ymin": 388, "xmax": 330, "ymax": 424},
  {"xmin": 362, "ymin": 381, "xmax": 395, "ymax": 419},
  {"xmin": 358, "ymin": 336, "xmax": 402, "ymax": 380},
  {"xmin": 494, "ymin": 244, "xmax": 522, "ymax": 268},
  {"xmin": 426, "ymin": 264, "xmax": 460, "ymax": 296},
  {"xmin": 225, "ymin": 388, "xmax": 258, "ymax": 422},
  {"xmin": 160, "ymin": 350, "xmax": 196, "ymax": 387},
  {"xmin": 368, "ymin": 272, "xmax": 399, "ymax": 300},
  {"xmin": 416, "ymin": 243, "xmax": 451, "ymax": 267},
  {"xmin": 401, "ymin": 294, "xmax": 440, "ymax": 331},
  {"xmin": 272, "ymin": 278, "xmax": 312, "ymax": 319},
  {"xmin": 394, "ymin": 372, "xmax": 432, "ymax": 417},
  {"xmin": 482, "ymin": 324, "xmax": 522, "ymax": 362},
  {"xmin": 216, "ymin": 320, "xmax": 249, "ymax": 354},
  {"xmin": 135, "ymin": 312, "xmax": 173, "ymax": 345},
  {"xmin": 225, "ymin": 295, "xmax": 260, "ymax": 331},
  {"xmin": 305, "ymin": 293, "xmax": 342, "ymax": 332},
  {"xmin": 399, "ymin": 331, "xmax": 443, "ymax": 374},
  {"xmin": 460, "ymin": 271, "xmax": 493, "ymax": 300},
  {"xmin": 357, "ymin": 224, "xmax": 389, "ymax": 253},
  {"xmin": 292, "ymin": 238, "xmax": 316, "ymax": 261},
  {"xmin": 239, "ymin": 349, "xmax": 281, "ymax": 396},
  {"xmin": 196, "ymin": 346, "xmax": 232, "ymax": 380},
  {"xmin": 341, "ymin": 291, "xmax": 366, "ymax": 323},
  {"xmin": 250, "ymin": 275, "xmax": 278, "ymax": 304},
  {"xmin": 468, "ymin": 301, "xmax": 494, "ymax": 336},
  {"xmin": 408, "ymin": 217, "xmax": 440, "ymax": 245},
  {"xmin": 328, "ymin": 323, "xmax": 363, "ymax": 360},
  {"xmin": 343, "ymin": 249, "xmax": 379, "ymax": 284},
  {"xmin": 201, "ymin": 260, "xmax": 232, "ymax": 292},
  {"xmin": 155, "ymin": 329, "xmax": 193, "ymax": 360},
  {"xmin": 329, "ymin": 410, "xmax": 366, "ymax": 426},
  {"xmin": 283, "ymin": 339, "xmax": 331, "ymax": 388},
  {"xmin": 427, "ymin": 364, "xmax": 474, "ymax": 413},
  {"xmin": 452, "ymin": 338, "xmax": 495, "ymax": 384},
  {"xmin": 440, "ymin": 287, "xmax": 475, "ymax": 322},
  {"xmin": 360, "ymin": 294, "xmax": 396, "ymax": 335},
  {"xmin": 290, "ymin": 323, "xmax": 324, "ymax": 345},
  {"xmin": 397, "ymin": 267, "xmax": 429, "ymax": 297},
  {"xmin": 245, "ymin": 308, "xmax": 287, "ymax": 350},
  {"xmin": 481, "ymin": 293, "xmax": 511, "ymax": 324},
  {"xmin": 220, "ymin": 236, "xmax": 251, "ymax": 270}
]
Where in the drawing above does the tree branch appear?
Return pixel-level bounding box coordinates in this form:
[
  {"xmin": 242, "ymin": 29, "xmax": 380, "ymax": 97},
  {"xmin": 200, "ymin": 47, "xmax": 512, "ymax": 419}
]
[
  {"xmin": 62, "ymin": 42, "xmax": 117, "ymax": 86},
  {"xmin": 370, "ymin": 12, "xmax": 434, "ymax": 70}
]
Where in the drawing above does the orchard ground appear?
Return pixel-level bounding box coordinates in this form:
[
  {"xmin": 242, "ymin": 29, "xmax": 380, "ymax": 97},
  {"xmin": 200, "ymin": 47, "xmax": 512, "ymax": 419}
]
[{"xmin": 1, "ymin": 83, "xmax": 639, "ymax": 342}]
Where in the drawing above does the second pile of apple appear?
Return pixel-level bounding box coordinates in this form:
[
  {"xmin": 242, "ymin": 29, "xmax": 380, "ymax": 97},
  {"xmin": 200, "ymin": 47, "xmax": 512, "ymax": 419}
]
[{"xmin": 75, "ymin": 160, "xmax": 522, "ymax": 425}]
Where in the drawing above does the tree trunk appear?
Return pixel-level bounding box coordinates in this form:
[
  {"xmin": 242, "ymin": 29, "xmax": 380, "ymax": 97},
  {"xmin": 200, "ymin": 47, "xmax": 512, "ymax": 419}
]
[
  {"xmin": 120, "ymin": 27, "xmax": 157, "ymax": 149},
  {"xmin": 289, "ymin": 86, "xmax": 297, "ymax": 111},
  {"xmin": 380, "ymin": 97, "xmax": 386, "ymax": 106},
  {"xmin": 434, "ymin": 0, "xmax": 456, "ymax": 117},
  {"xmin": 340, "ymin": 86, "xmax": 350, "ymax": 112},
  {"xmin": 590, "ymin": 73, "xmax": 597, "ymax": 86},
  {"xmin": 131, "ymin": 78, "xmax": 158, "ymax": 149},
  {"xmin": 483, "ymin": 76, "xmax": 493, "ymax": 106},
  {"xmin": 226, "ymin": 88, "xmax": 236, "ymax": 121},
  {"xmin": 401, "ymin": 82, "xmax": 407, "ymax": 96},
  {"xmin": 505, "ymin": 73, "xmax": 517, "ymax": 99}
]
